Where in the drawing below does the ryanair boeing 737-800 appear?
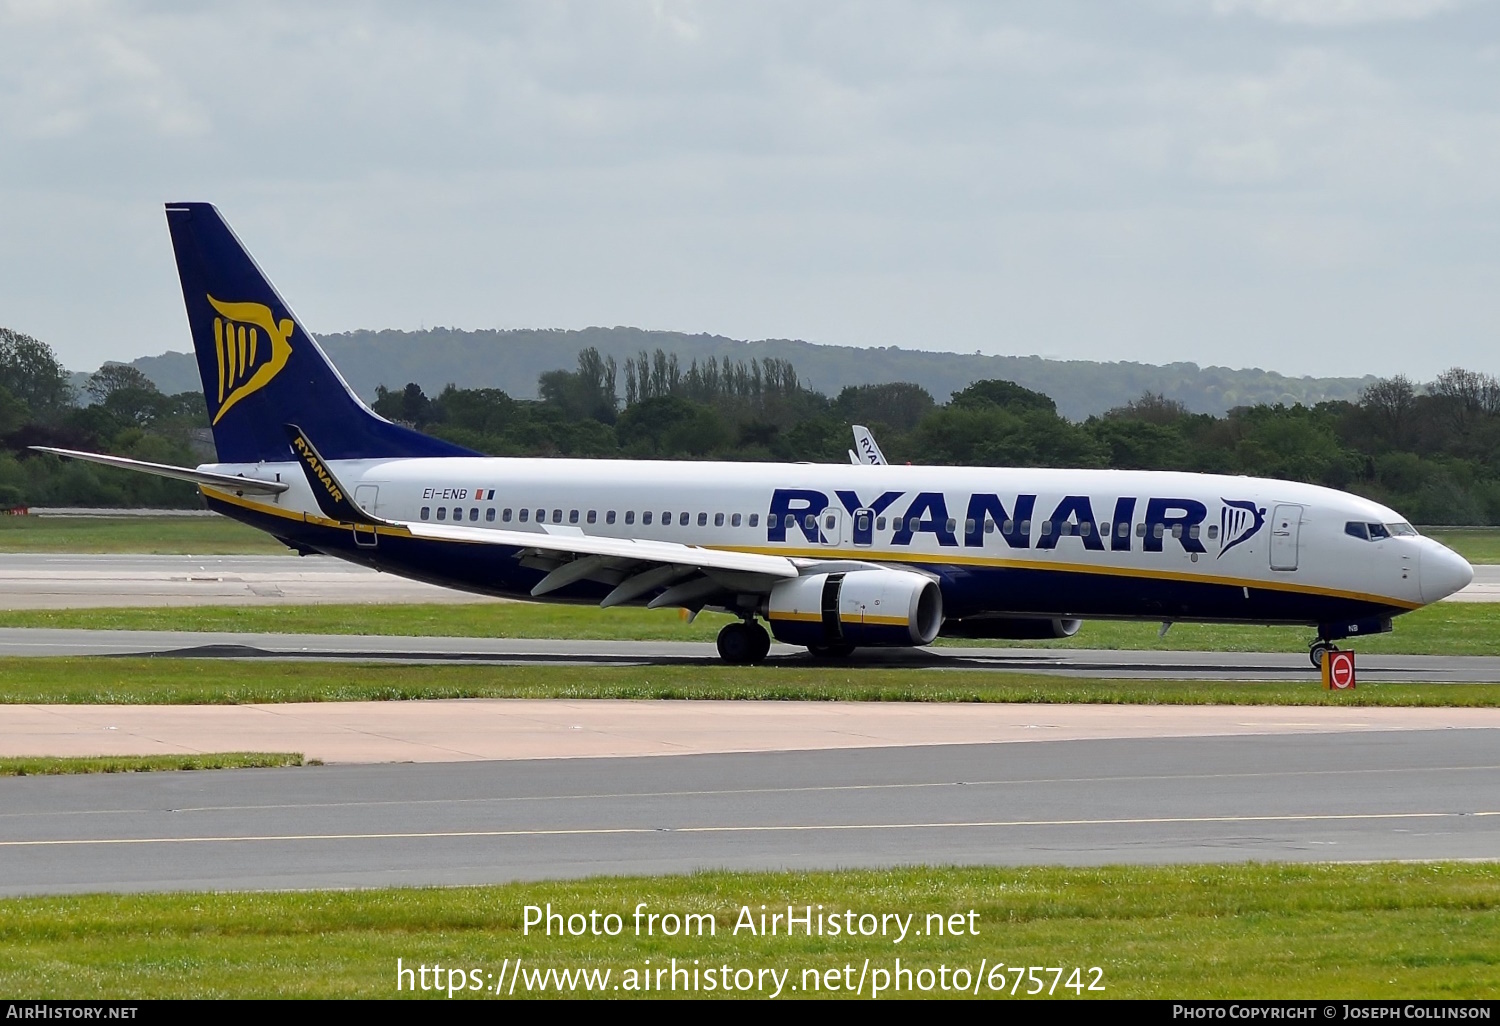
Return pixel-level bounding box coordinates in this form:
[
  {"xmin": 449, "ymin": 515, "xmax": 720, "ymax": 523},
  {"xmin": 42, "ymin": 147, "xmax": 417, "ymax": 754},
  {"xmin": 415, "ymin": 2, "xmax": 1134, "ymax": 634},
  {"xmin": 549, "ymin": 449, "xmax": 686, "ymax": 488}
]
[{"xmin": 37, "ymin": 203, "xmax": 1474, "ymax": 666}]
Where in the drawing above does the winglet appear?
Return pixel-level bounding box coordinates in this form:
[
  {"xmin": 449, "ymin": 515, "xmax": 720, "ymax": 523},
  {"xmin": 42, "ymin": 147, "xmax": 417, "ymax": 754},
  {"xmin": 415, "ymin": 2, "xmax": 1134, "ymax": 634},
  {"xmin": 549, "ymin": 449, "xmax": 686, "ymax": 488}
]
[{"xmin": 283, "ymin": 423, "xmax": 385, "ymax": 525}]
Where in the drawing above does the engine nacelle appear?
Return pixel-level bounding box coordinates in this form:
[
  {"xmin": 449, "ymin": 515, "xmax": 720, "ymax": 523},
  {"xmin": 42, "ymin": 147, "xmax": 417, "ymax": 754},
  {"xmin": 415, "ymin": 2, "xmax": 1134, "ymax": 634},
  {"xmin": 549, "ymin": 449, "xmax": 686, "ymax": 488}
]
[
  {"xmin": 766, "ymin": 570, "xmax": 943, "ymax": 648},
  {"xmin": 941, "ymin": 616, "xmax": 1082, "ymax": 640}
]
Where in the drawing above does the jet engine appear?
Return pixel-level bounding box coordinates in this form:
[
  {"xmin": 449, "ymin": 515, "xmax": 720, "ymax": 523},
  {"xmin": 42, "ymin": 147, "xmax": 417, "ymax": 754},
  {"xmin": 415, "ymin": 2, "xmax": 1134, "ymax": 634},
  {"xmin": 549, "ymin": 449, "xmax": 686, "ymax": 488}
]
[
  {"xmin": 766, "ymin": 569, "xmax": 943, "ymax": 648},
  {"xmin": 940, "ymin": 616, "xmax": 1082, "ymax": 640}
]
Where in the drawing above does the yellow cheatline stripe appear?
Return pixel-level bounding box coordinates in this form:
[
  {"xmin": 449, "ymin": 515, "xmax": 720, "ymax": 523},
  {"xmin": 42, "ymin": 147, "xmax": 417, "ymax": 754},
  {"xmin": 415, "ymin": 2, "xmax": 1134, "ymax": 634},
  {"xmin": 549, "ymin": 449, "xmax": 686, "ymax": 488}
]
[
  {"xmin": 767, "ymin": 611, "xmax": 821, "ymax": 623},
  {"xmin": 2, "ymin": 811, "xmax": 1493, "ymax": 848},
  {"xmin": 199, "ymin": 488, "xmax": 1417, "ymax": 610}
]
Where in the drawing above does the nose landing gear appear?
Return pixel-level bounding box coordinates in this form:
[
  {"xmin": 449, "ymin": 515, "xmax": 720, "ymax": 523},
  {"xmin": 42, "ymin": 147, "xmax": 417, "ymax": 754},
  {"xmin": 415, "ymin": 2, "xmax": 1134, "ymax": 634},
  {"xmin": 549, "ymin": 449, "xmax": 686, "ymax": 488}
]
[
  {"xmin": 717, "ymin": 619, "xmax": 772, "ymax": 665},
  {"xmin": 1308, "ymin": 639, "xmax": 1340, "ymax": 670}
]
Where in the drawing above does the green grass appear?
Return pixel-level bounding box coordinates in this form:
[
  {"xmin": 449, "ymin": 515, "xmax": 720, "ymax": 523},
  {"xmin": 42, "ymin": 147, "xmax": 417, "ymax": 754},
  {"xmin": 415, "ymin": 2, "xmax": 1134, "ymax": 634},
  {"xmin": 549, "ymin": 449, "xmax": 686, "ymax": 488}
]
[
  {"xmin": 0, "ymin": 863, "xmax": 1495, "ymax": 998},
  {"xmin": 0, "ymin": 514, "xmax": 289, "ymax": 554},
  {"xmin": 2, "ymin": 598, "xmax": 1497, "ymax": 656},
  {"xmin": 1427, "ymin": 527, "xmax": 1500, "ymax": 564},
  {"xmin": 0, "ymin": 753, "xmax": 308, "ymax": 776},
  {"xmin": 3, "ymin": 658, "xmax": 1498, "ymax": 706}
]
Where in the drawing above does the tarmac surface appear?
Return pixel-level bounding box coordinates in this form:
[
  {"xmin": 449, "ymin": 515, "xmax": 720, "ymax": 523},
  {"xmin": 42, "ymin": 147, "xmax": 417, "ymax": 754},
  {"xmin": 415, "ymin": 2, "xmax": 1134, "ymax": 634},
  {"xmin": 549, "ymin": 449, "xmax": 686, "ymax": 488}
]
[
  {"xmin": 0, "ymin": 553, "xmax": 1496, "ymax": 607},
  {"xmin": 1, "ymin": 729, "xmax": 1495, "ymax": 894},
  {"xmin": 3, "ymin": 626, "xmax": 1500, "ymax": 681},
  {"xmin": 8, "ymin": 699, "xmax": 1498, "ymax": 764}
]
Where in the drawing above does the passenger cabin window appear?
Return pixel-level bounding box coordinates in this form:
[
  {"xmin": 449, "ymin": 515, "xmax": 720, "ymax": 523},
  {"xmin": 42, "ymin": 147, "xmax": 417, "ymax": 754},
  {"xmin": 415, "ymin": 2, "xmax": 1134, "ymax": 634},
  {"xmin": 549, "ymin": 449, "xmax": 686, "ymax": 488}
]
[
  {"xmin": 519, "ymin": 509, "xmax": 529, "ymax": 522},
  {"xmin": 553, "ymin": 509, "xmax": 563, "ymax": 523},
  {"xmin": 662, "ymin": 511, "xmax": 671, "ymax": 525},
  {"xmin": 625, "ymin": 511, "xmax": 635, "ymax": 525},
  {"xmin": 1206, "ymin": 524, "xmax": 1217, "ymax": 539},
  {"xmin": 535, "ymin": 508, "xmax": 544, "ymax": 523},
  {"xmin": 606, "ymin": 511, "xmax": 616, "ymax": 525},
  {"xmin": 420, "ymin": 507, "xmax": 430, "ymax": 520},
  {"xmin": 804, "ymin": 514, "xmax": 817, "ymax": 532},
  {"xmin": 748, "ymin": 513, "xmax": 759, "ymax": 527},
  {"xmin": 502, "ymin": 508, "xmax": 512, "ymax": 522},
  {"xmin": 1079, "ymin": 522, "xmax": 1092, "ymax": 537},
  {"xmin": 698, "ymin": 512, "xmax": 708, "ymax": 527},
  {"xmin": 642, "ymin": 511, "xmax": 653, "ymax": 525},
  {"xmin": 469, "ymin": 508, "xmax": 479, "ymax": 522},
  {"xmin": 680, "ymin": 512, "xmax": 690, "ymax": 526},
  {"xmin": 1040, "ymin": 521, "xmax": 1052, "ymax": 536},
  {"xmin": 714, "ymin": 513, "xmax": 724, "ymax": 527},
  {"xmin": 436, "ymin": 507, "xmax": 447, "ymax": 521},
  {"xmin": 587, "ymin": 510, "xmax": 597, "ymax": 524},
  {"xmin": 569, "ymin": 510, "xmax": 579, "ymax": 524},
  {"xmin": 486, "ymin": 508, "xmax": 496, "ymax": 522},
  {"xmin": 825, "ymin": 514, "xmax": 836, "ymax": 530},
  {"xmin": 767, "ymin": 514, "xmax": 778, "ymax": 529},
  {"xmin": 1188, "ymin": 524, "xmax": 1199, "ymax": 540},
  {"xmin": 876, "ymin": 516, "xmax": 886, "ymax": 530},
  {"xmin": 983, "ymin": 519, "xmax": 993, "ymax": 534},
  {"xmin": 1137, "ymin": 523, "xmax": 1147, "ymax": 537},
  {"xmin": 1153, "ymin": 524, "xmax": 1165, "ymax": 539},
  {"xmin": 730, "ymin": 513, "xmax": 740, "ymax": 527},
  {"xmin": 946, "ymin": 518, "xmax": 957, "ymax": 533}
]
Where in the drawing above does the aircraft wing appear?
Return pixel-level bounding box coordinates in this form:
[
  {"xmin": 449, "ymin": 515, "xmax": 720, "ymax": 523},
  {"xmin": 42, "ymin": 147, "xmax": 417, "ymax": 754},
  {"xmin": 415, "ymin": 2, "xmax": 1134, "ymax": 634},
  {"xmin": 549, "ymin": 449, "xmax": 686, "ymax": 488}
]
[{"xmin": 404, "ymin": 520, "xmax": 798, "ymax": 607}]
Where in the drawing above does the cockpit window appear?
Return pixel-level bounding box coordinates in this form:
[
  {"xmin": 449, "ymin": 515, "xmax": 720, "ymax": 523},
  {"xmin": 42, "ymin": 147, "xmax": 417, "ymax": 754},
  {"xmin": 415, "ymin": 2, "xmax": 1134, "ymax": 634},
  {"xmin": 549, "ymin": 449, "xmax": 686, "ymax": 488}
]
[{"xmin": 1346, "ymin": 521, "xmax": 1414, "ymax": 541}]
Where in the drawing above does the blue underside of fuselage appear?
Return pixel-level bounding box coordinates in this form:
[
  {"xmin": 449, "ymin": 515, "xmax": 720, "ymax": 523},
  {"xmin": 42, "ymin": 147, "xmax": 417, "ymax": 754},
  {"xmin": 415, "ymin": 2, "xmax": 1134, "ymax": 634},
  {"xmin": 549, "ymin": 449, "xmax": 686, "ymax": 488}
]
[{"xmin": 212, "ymin": 497, "xmax": 1407, "ymax": 628}]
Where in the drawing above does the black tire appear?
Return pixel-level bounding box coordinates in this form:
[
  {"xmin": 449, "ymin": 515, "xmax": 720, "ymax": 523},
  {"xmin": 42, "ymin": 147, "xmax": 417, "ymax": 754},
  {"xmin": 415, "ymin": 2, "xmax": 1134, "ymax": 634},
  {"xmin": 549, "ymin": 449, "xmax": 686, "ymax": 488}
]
[
  {"xmin": 1308, "ymin": 641, "xmax": 1333, "ymax": 670},
  {"xmin": 747, "ymin": 622, "xmax": 771, "ymax": 664},
  {"xmin": 717, "ymin": 623, "xmax": 754, "ymax": 664}
]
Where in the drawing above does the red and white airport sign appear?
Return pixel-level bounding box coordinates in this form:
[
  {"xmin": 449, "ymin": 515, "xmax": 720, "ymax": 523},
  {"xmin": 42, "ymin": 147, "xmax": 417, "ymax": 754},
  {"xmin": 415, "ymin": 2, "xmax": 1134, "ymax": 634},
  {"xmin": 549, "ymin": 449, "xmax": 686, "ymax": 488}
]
[{"xmin": 1322, "ymin": 649, "xmax": 1356, "ymax": 690}]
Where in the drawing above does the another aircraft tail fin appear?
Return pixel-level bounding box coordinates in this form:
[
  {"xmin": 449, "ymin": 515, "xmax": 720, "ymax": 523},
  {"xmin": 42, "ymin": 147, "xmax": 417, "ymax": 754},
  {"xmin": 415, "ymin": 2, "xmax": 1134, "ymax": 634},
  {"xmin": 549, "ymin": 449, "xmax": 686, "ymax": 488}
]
[{"xmin": 164, "ymin": 203, "xmax": 476, "ymax": 464}]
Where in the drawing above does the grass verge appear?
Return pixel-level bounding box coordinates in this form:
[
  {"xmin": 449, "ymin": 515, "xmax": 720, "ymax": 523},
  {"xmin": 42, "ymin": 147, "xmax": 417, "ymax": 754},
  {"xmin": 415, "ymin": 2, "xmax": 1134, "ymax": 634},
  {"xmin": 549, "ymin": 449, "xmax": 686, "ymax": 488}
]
[
  {"xmin": 0, "ymin": 515, "xmax": 288, "ymax": 554},
  {"xmin": 0, "ymin": 753, "xmax": 308, "ymax": 776},
  {"xmin": 2, "ymin": 600, "xmax": 1498, "ymax": 656},
  {"xmin": 3, "ymin": 658, "xmax": 1498, "ymax": 706},
  {"xmin": 0, "ymin": 863, "xmax": 1495, "ymax": 998}
]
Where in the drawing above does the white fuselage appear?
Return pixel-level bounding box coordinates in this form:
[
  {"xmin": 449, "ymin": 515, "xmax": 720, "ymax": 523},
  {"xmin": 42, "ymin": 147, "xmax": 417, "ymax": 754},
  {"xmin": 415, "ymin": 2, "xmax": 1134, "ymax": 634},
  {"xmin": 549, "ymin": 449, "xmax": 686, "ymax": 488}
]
[{"xmin": 202, "ymin": 455, "xmax": 1474, "ymax": 623}]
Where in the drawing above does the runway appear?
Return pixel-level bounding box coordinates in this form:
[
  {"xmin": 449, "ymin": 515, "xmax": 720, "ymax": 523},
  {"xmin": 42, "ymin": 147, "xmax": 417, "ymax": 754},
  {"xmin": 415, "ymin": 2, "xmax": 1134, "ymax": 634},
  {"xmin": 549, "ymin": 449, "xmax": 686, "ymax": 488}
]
[
  {"xmin": 4, "ymin": 626, "xmax": 1500, "ymax": 681},
  {"xmin": 1, "ymin": 729, "xmax": 1495, "ymax": 894},
  {"xmin": 0, "ymin": 553, "xmax": 1496, "ymax": 608}
]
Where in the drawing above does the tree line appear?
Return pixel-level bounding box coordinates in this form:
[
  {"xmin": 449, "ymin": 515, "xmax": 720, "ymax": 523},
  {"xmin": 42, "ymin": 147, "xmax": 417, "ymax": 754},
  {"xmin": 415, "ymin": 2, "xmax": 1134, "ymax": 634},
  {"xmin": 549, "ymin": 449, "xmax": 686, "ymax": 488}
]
[{"xmin": 4, "ymin": 326, "xmax": 1500, "ymax": 526}]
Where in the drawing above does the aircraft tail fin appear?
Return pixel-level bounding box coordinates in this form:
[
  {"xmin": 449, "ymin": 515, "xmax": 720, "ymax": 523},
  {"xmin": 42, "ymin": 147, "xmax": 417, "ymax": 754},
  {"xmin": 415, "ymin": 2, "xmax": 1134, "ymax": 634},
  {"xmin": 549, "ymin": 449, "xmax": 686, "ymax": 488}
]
[{"xmin": 164, "ymin": 203, "xmax": 476, "ymax": 464}]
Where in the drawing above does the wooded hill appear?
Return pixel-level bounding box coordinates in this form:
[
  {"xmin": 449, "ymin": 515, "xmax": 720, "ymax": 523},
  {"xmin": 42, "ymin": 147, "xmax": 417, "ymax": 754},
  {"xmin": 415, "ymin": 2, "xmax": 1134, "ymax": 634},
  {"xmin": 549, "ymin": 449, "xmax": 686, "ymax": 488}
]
[{"xmin": 121, "ymin": 325, "xmax": 1373, "ymax": 421}]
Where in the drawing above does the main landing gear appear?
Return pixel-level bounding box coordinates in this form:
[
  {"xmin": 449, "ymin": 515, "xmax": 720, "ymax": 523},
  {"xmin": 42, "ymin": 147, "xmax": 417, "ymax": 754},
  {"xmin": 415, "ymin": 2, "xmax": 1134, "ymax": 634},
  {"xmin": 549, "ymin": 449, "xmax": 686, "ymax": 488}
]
[{"xmin": 717, "ymin": 619, "xmax": 772, "ymax": 665}]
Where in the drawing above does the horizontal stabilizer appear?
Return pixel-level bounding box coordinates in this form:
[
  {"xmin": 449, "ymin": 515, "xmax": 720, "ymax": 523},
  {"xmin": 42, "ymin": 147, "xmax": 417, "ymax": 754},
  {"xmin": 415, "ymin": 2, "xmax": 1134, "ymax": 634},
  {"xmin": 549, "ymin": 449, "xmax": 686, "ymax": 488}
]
[{"xmin": 29, "ymin": 446, "xmax": 289, "ymax": 495}]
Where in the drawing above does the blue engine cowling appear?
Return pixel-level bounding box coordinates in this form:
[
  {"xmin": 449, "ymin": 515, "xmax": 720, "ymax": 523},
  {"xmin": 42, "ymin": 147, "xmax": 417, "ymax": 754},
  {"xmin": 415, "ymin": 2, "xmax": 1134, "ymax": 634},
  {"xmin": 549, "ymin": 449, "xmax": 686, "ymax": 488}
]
[{"xmin": 766, "ymin": 570, "xmax": 943, "ymax": 648}]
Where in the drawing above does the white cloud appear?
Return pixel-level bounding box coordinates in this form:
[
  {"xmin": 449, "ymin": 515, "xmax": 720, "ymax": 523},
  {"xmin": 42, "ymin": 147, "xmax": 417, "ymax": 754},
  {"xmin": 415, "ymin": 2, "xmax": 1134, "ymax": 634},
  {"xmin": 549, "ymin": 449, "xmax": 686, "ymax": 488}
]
[{"xmin": 1209, "ymin": 0, "xmax": 1466, "ymax": 26}]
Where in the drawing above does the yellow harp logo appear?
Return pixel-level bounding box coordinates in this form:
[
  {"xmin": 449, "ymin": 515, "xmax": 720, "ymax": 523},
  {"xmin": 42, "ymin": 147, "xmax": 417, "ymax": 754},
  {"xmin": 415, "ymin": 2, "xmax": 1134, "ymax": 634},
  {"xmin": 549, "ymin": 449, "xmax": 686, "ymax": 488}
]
[{"xmin": 207, "ymin": 295, "xmax": 294, "ymax": 425}]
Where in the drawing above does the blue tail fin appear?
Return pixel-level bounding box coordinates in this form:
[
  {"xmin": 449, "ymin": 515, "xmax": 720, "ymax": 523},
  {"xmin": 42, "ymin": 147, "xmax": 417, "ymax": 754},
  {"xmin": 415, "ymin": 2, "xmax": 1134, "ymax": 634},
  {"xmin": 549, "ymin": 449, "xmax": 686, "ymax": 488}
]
[{"xmin": 165, "ymin": 202, "xmax": 477, "ymax": 463}]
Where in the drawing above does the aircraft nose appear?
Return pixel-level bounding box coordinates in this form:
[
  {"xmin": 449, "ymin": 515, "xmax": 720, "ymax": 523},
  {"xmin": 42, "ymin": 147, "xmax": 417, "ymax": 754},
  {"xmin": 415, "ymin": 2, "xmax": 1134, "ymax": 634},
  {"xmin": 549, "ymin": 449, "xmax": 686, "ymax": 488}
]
[{"xmin": 1419, "ymin": 541, "xmax": 1474, "ymax": 604}]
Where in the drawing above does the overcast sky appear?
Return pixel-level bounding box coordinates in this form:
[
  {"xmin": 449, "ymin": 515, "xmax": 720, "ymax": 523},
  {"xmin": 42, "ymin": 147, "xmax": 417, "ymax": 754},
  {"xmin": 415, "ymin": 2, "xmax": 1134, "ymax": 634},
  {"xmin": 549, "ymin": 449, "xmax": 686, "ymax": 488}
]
[{"xmin": 1, "ymin": 0, "xmax": 1496, "ymax": 379}]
